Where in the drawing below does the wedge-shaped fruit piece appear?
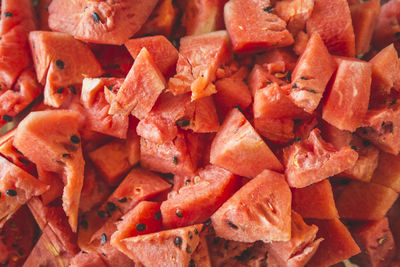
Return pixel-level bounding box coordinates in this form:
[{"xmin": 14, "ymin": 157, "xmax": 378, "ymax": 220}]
[
  {"xmin": 211, "ymin": 169, "xmax": 291, "ymax": 243},
  {"xmin": 29, "ymin": 31, "xmax": 103, "ymax": 107},
  {"xmin": 224, "ymin": 0, "xmax": 294, "ymax": 53},
  {"xmin": 111, "ymin": 201, "xmax": 163, "ymax": 259},
  {"xmin": 169, "ymin": 31, "xmax": 229, "ymax": 100},
  {"xmin": 48, "ymin": 0, "xmax": 158, "ymax": 45},
  {"xmin": 248, "ymin": 64, "xmax": 286, "ymax": 96},
  {"xmin": 190, "ymin": 234, "xmax": 212, "ymax": 267},
  {"xmin": 283, "ymin": 128, "xmax": 358, "ymax": 188},
  {"xmin": 161, "ymin": 165, "xmax": 240, "ymax": 228},
  {"xmin": 70, "ymin": 252, "xmax": 108, "ymax": 267},
  {"xmin": 110, "ymin": 47, "xmax": 166, "ymax": 119},
  {"xmin": 306, "ymin": 0, "xmax": 355, "ymax": 57},
  {"xmin": 89, "ymin": 130, "xmax": 140, "ymax": 186},
  {"xmin": 292, "ymin": 179, "xmax": 339, "ymax": 219},
  {"xmin": 14, "ymin": 110, "xmax": 85, "ymax": 232},
  {"xmin": 0, "ymin": 156, "xmax": 48, "ymax": 227},
  {"xmin": 289, "ymin": 32, "xmax": 337, "ymax": 114},
  {"xmin": 121, "ymin": 224, "xmax": 203, "ymax": 267},
  {"xmin": 336, "ymin": 180, "xmax": 398, "ymax": 220},
  {"xmin": 141, "ymin": 131, "xmax": 203, "ymax": 177},
  {"xmin": 125, "ymin": 35, "xmax": 179, "ymax": 78},
  {"xmin": 349, "ymin": 0, "xmax": 380, "ymax": 56},
  {"xmin": 0, "ymin": 0, "xmax": 37, "ymax": 35},
  {"xmin": 267, "ymin": 212, "xmax": 322, "ymax": 267},
  {"xmin": 352, "ymin": 217, "xmax": 396, "ymax": 267},
  {"xmin": 358, "ymin": 107, "xmax": 400, "ymax": 155},
  {"xmin": 369, "ymin": 44, "xmax": 400, "ymax": 97},
  {"xmin": 210, "ymin": 108, "xmax": 283, "ymax": 178},
  {"xmin": 371, "ymin": 151, "xmax": 400, "ymax": 192},
  {"xmin": 306, "ymin": 218, "xmax": 360, "ymax": 267},
  {"xmin": 81, "ymin": 77, "xmax": 128, "ymax": 139},
  {"xmin": 322, "ymin": 57, "xmax": 371, "ymax": 132}
]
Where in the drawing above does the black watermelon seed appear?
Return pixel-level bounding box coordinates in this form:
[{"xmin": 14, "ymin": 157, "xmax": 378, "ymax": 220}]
[
  {"xmin": 55, "ymin": 59, "xmax": 65, "ymax": 70},
  {"xmin": 6, "ymin": 189, "xmax": 17, "ymax": 197},
  {"xmin": 176, "ymin": 209, "xmax": 184, "ymax": 218},
  {"xmin": 234, "ymin": 105, "xmax": 244, "ymax": 113},
  {"xmin": 101, "ymin": 233, "xmax": 107, "ymax": 245},
  {"xmin": 189, "ymin": 259, "xmax": 196, "ymax": 267},
  {"xmin": 205, "ymin": 218, "xmax": 211, "ymax": 226},
  {"xmin": 194, "ymin": 228, "xmax": 199, "ymax": 235},
  {"xmin": 154, "ymin": 211, "xmax": 161, "ymax": 221},
  {"xmin": 174, "ymin": 236, "xmax": 182, "ymax": 247},
  {"xmin": 4, "ymin": 12, "xmax": 13, "ymax": 17},
  {"xmin": 56, "ymin": 87, "xmax": 64, "ymax": 94},
  {"xmin": 227, "ymin": 221, "xmax": 238, "ymax": 229},
  {"xmin": 97, "ymin": 210, "xmax": 106, "ymax": 218},
  {"xmin": 2, "ymin": 115, "xmax": 12, "ymax": 122},
  {"xmin": 18, "ymin": 157, "xmax": 30, "ymax": 165},
  {"xmin": 136, "ymin": 223, "xmax": 146, "ymax": 232},
  {"xmin": 263, "ymin": 6, "xmax": 274, "ymax": 12},
  {"xmin": 92, "ymin": 12, "xmax": 101, "ymax": 23},
  {"xmin": 186, "ymin": 246, "xmax": 192, "ymax": 254},
  {"xmin": 106, "ymin": 202, "xmax": 117, "ymax": 212},
  {"xmin": 363, "ymin": 140, "xmax": 371, "ymax": 147},
  {"xmin": 172, "ymin": 156, "xmax": 178, "ymax": 165},
  {"xmin": 188, "ymin": 231, "xmax": 193, "ymax": 239},
  {"xmin": 176, "ymin": 119, "xmax": 190, "ymax": 127},
  {"xmin": 69, "ymin": 85, "xmax": 77, "ymax": 95},
  {"xmin": 70, "ymin": 135, "xmax": 80, "ymax": 144},
  {"xmin": 118, "ymin": 197, "xmax": 127, "ymax": 203},
  {"xmin": 62, "ymin": 153, "xmax": 71, "ymax": 158}
]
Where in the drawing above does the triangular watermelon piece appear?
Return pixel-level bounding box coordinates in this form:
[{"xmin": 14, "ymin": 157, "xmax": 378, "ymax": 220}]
[
  {"xmin": 211, "ymin": 169, "xmax": 292, "ymax": 243},
  {"xmin": 13, "ymin": 110, "xmax": 85, "ymax": 232},
  {"xmin": 121, "ymin": 224, "xmax": 203, "ymax": 267}
]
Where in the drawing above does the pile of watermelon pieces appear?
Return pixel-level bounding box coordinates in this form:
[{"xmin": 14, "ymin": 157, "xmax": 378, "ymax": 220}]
[{"xmin": 1, "ymin": 0, "xmax": 400, "ymax": 266}]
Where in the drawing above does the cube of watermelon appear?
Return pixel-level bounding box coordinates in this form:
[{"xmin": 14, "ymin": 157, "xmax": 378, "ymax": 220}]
[
  {"xmin": 211, "ymin": 169, "xmax": 291, "ymax": 243},
  {"xmin": 371, "ymin": 151, "xmax": 400, "ymax": 193},
  {"xmin": 224, "ymin": 0, "xmax": 294, "ymax": 53},
  {"xmin": 292, "ymin": 179, "xmax": 339, "ymax": 220},
  {"xmin": 352, "ymin": 217, "xmax": 396, "ymax": 267},
  {"xmin": 210, "ymin": 108, "xmax": 283, "ymax": 178}
]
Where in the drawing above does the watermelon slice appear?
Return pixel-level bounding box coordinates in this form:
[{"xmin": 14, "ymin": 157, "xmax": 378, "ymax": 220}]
[
  {"xmin": 210, "ymin": 108, "xmax": 283, "ymax": 178},
  {"xmin": 29, "ymin": 31, "xmax": 103, "ymax": 107},
  {"xmin": 13, "ymin": 110, "xmax": 85, "ymax": 232},
  {"xmin": 211, "ymin": 169, "xmax": 291, "ymax": 243},
  {"xmin": 224, "ymin": 0, "xmax": 294, "ymax": 53},
  {"xmin": 48, "ymin": 0, "xmax": 158, "ymax": 45},
  {"xmin": 161, "ymin": 165, "xmax": 240, "ymax": 228},
  {"xmin": 81, "ymin": 77, "xmax": 129, "ymax": 139},
  {"xmin": 120, "ymin": 224, "xmax": 203, "ymax": 266}
]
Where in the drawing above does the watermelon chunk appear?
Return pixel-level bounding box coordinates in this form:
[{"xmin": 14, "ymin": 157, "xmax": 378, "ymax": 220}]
[
  {"xmin": 305, "ymin": 218, "xmax": 361, "ymax": 267},
  {"xmin": 289, "ymin": 32, "xmax": 337, "ymax": 114},
  {"xmin": 161, "ymin": 165, "xmax": 240, "ymax": 228},
  {"xmin": 125, "ymin": 35, "xmax": 179, "ymax": 78},
  {"xmin": 306, "ymin": 0, "xmax": 355, "ymax": 57},
  {"xmin": 352, "ymin": 217, "xmax": 397, "ymax": 267},
  {"xmin": 70, "ymin": 252, "xmax": 108, "ymax": 267},
  {"xmin": 211, "ymin": 169, "xmax": 291, "ymax": 243},
  {"xmin": 109, "ymin": 47, "xmax": 166, "ymax": 119},
  {"xmin": 371, "ymin": 151, "xmax": 400, "ymax": 193},
  {"xmin": 336, "ymin": 180, "xmax": 399, "ymax": 220},
  {"xmin": 168, "ymin": 31, "xmax": 230, "ymax": 100},
  {"xmin": 255, "ymin": 47, "xmax": 298, "ymax": 73},
  {"xmin": 0, "ymin": 0, "xmax": 37, "ymax": 35},
  {"xmin": 248, "ymin": 64, "xmax": 286, "ymax": 96},
  {"xmin": 292, "ymin": 179, "xmax": 339, "ymax": 220},
  {"xmin": 89, "ymin": 132, "xmax": 140, "ymax": 186},
  {"xmin": 0, "ymin": 156, "xmax": 48, "ymax": 227},
  {"xmin": 320, "ymin": 120, "xmax": 353, "ymax": 149},
  {"xmin": 120, "ymin": 224, "xmax": 203, "ymax": 267},
  {"xmin": 224, "ymin": 0, "xmax": 294, "ymax": 53},
  {"xmin": 267, "ymin": 212, "xmax": 322, "ymax": 267},
  {"xmin": 372, "ymin": 0, "xmax": 400, "ymax": 50},
  {"xmin": 322, "ymin": 57, "xmax": 372, "ymax": 132},
  {"xmin": 13, "ymin": 110, "xmax": 85, "ymax": 232},
  {"xmin": 283, "ymin": 128, "xmax": 358, "ymax": 188},
  {"xmin": 210, "ymin": 108, "xmax": 283, "ymax": 178},
  {"xmin": 274, "ymin": 0, "xmax": 314, "ymax": 35},
  {"xmin": 349, "ymin": 0, "xmax": 380, "ymax": 57},
  {"xmin": 111, "ymin": 201, "xmax": 162, "ymax": 260},
  {"xmin": 48, "ymin": 0, "xmax": 158, "ymax": 45},
  {"xmin": 190, "ymin": 234, "xmax": 212, "ymax": 267},
  {"xmin": 81, "ymin": 77, "xmax": 129, "ymax": 139},
  {"xmin": 29, "ymin": 31, "xmax": 103, "ymax": 107}
]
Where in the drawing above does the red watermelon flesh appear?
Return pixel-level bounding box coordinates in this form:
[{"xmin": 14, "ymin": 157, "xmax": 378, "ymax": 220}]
[
  {"xmin": 210, "ymin": 108, "xmax": 283, "ymax": 178},
  {"xmin": 120, "ymin": 224, "xmax": 203, "ymax": 267},
  {"xmin": 224, "ymin": 0, "xmax": 294, "ymax": 53},
  {"xmin": 358, "ymin": 107, "xmax": 400, "ymax": 155},
  {"xmin": 111, "ymin": 201, "xmax": 162, "ymax": 260},
  {"xmin": 0, "ymin": 156, "xmax": 48, "ymax": 227},
  {"xmin": 319, "ymin": 120, "xmax": 352, "ymax": 149},
  {"xmin": 37, "ymin": 167, "xmax": 64, "ymax": 205},
  {"xmin": 255, "ymin": 47, "xmax": 298, "ymax": 73},
  {"xmin": 161, "ymin": 165, "xmax": 240, "ymax": 229},
  {"xmin": 81, "ymin": 77, "xmax": 129, "ymax": 139},
  {"xmin": 0, "ymin": 0, "xmax": 37, "ymax": 35},
  {"xmin": 305, "ymin": 218, "xmax": 361, "ymax": 267},
  {"xmin": 109, "ymin": 47, "xmax": 166, "ymax": 120},
  {"xmin": 255, "ymin": 117, "xmax": 295, "ymax": 144},
  {"xmin": 274, "ymin": 0, "xmax": 314, "ymax": 36},
  {"xmin": 351, "ymin": 217, "xmax": 396, "ymax": 267},
  {"xmin": 349, "ymin": 0, "xmax": 380, "ymax": 57},
  {"xmin": 372, "ymin": 0, "xmax": 400, "ymax": 50},
  {"xmin": 267, "ymin": 212, "xmax": 322, "ymax": 267},
  {"xmin": 13, "ymin": 110, "xmax": 85, "ymax": 232},
  {"xmin": 306, "ymin": 0, "xmax": 355, "ymax": 57},
  {"xmin": 190, "ymin": 234, "xmax": 212, "ymax": 267},
  {"xmin": 322, "ymin": 57, "xmax": 372, "ymax": 132},
  {"xmin": 125, "ymin": 35, "xmax": 179, "ymax": 78},
  {"xmin": 70, "ymin": 251, "xmax": 108, "ymax": 267},
  {"xmin": 283, "ymin": 128, "xmax": 358, "ymax": 188},
  {"xmin": 29, "ymin": 31, "xmax": 103, "ymax": 107},
  {"xmin": 292, "ymin": 179, "xmax": 339, "ymax": 220},
  {"xmin": 211, "ymin": 169, "xmax": 291, "ymax": 243},
  {"xmin": 141, "ymin": 131, "xmax": 203, "ymax": 177},
  {"xmin": 289, "ymin": 32, "xmax": 337, "ymax": 114},
  {"xmin": 371, "ymin": 151, "xmax": 400, "ymax": 193},
  {"xmin": 336, "ymin": 180, "xmax": 399, "ymax": 220},
  {"xmin": 48, "ymin": 0, "xmax": 158, "ymax": 45},
  {"xmin": 168, "ymin": 31, "xmax": 230, "ymax": 100},
  {"xmin": 248, "ymin": 64, "xmax": 286, "ymax": 96}
]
